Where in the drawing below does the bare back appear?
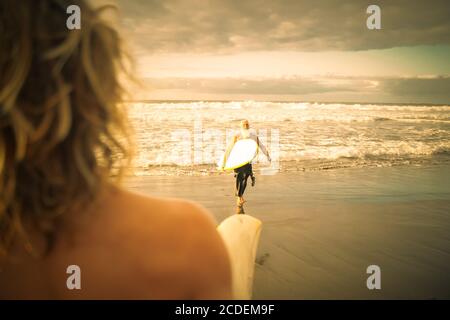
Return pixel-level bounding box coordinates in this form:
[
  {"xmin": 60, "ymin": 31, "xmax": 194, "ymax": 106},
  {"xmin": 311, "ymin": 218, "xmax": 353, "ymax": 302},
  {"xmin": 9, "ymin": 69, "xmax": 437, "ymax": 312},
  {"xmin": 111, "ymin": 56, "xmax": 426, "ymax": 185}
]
[{"xmin": 0, "ymin": 186, "xmax": 232, "ymax": 299}]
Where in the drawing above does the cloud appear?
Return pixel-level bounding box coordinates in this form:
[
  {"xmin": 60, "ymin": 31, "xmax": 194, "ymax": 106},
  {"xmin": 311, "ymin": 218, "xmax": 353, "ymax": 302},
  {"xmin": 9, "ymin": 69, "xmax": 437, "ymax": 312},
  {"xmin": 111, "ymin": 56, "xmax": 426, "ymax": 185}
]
[
  {"xmin": 114, "ymin": 0, "xmax": 450, "ymax": 53},
  {"xmin": 143, "ymin": 77, "xmax": 368, "ymax": 95},
  {"xmin": 138, "ymin": 75, "xmax": 450, "ymax": 104},
  {"xmin": 381, "ymin": 76, "xmax": 450, "ymax": 96}
]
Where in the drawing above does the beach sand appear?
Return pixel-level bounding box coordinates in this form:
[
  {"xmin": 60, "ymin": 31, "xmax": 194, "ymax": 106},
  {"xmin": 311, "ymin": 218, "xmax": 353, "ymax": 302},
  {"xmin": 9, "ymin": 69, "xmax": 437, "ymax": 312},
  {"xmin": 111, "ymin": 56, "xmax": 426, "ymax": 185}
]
[{"xmin": 125, "ymin": 164, "xmax": 450, "ymax": 299}]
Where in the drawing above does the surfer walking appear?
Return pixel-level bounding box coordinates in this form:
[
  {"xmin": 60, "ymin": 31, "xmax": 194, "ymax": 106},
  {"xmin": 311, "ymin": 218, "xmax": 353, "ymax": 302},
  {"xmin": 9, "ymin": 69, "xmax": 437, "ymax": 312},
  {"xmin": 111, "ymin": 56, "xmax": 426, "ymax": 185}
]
[{"xmin": 221, "ymin": 120, "xmax": 271, "ymax": 212}]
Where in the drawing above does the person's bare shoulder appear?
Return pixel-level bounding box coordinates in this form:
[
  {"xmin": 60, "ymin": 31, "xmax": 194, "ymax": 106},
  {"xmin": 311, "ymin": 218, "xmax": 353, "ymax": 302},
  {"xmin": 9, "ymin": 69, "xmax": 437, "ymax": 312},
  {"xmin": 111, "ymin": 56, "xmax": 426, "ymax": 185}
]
[{"xmin": 76, "ymin": 187, "xmax": 232, "ymax": 299}]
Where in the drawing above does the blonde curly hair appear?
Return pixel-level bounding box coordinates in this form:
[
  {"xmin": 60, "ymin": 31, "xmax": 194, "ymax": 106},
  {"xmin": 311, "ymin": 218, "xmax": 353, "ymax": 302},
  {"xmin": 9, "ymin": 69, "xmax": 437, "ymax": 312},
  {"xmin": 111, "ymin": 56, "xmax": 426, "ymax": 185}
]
[{"xmin": 0, "ymin": 0, "xmax": 132, "ymax": 258}]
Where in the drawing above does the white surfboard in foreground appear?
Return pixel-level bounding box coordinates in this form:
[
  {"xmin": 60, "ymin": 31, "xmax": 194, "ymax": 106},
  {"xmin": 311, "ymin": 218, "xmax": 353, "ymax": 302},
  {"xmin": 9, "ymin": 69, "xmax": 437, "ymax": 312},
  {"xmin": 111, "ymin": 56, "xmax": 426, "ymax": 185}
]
[{"xmin": 217, "ymin": 214, "xmax": 262, "ymax": 299}]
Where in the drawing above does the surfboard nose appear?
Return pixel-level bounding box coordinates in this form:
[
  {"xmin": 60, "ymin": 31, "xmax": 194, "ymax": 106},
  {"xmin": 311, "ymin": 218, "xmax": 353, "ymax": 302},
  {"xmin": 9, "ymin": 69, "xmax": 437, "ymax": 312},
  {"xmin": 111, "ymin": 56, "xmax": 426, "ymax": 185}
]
[{"xmin": 217, "ymin": 214, "xmax": 262, "ymax": 299}]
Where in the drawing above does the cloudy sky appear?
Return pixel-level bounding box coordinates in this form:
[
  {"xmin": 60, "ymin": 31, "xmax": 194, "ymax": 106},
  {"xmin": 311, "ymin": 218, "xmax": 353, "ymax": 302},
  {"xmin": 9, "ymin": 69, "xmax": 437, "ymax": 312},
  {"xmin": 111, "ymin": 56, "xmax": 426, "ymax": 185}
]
[{"xmin": 109, "ymin": 0, "xmax": 450, "ymax": 104}]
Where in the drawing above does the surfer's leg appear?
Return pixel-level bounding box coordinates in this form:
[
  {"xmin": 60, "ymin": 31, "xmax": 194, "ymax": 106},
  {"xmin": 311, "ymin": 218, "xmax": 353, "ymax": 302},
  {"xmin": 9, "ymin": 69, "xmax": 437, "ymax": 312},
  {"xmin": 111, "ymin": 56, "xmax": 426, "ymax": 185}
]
[
  {"xmin": 236, "ymin": 171, "xmax": 245, "ymax": 197},
  {"xmin": 249, "ymin": 164, "xmax": 256, "ymax": 186},
  {"xmin": 243, "ymin": 164, "xmax": 253, "ymax": 191},
  {"xmin": 236, "ymin": 174, "xmax": 249, "ymax": 205},
  {"xmin": 236, "ymin": 164, "xmax": 251, "ymax": 205},
  {"xmin": 235, "ymin": 172, "xmax": 240, "ymax": 196},
  {"xmin": 236, "ymin": 173, "xmax": 246, "ymax": 205},
  {"xmin": 240, "ymin": 172, "xmax": 250, "ymax": 197}
]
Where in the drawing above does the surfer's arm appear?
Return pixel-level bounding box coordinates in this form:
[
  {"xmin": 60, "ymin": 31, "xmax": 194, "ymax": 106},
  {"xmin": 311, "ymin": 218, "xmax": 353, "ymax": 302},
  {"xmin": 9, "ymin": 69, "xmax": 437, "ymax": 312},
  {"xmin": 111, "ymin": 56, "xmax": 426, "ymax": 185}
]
[
  {"xmin": 256, "ymin": 137, "xmax": 271, "ymax": 161},
  {"xmin": 181, "ymin": 201, "xmax": 232, "ymax": 299}
]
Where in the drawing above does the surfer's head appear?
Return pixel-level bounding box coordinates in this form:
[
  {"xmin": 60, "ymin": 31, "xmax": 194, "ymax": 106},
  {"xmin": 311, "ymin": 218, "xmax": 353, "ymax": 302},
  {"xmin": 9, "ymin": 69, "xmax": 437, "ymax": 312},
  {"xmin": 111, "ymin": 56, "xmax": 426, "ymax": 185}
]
[
  {"xmin": 0, "ymin": 0, "xmax": 132, "ymax": 258},
  {"xmin": 240, "ymin": 119, "xmax": 250, "ymax": 130}
]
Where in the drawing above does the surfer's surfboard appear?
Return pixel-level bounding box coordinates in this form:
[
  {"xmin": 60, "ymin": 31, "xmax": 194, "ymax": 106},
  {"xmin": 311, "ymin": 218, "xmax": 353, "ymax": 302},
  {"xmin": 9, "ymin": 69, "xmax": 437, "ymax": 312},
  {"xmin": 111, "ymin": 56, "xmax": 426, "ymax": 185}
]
[
  {"xmin": 220, "ymin": 139, "xmax": 258, "ymax": 171},
  {"xmin": 217, "ymin": 214, "xmax": 262, "ymax": 299}
]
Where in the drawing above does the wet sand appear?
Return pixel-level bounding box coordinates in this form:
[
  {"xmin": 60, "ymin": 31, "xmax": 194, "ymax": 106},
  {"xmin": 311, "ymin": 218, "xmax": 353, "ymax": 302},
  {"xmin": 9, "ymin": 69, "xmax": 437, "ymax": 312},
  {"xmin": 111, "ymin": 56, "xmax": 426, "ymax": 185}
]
[{"xmin": 125, "ymin": 164, "xmax": 450, "ymax": 299}]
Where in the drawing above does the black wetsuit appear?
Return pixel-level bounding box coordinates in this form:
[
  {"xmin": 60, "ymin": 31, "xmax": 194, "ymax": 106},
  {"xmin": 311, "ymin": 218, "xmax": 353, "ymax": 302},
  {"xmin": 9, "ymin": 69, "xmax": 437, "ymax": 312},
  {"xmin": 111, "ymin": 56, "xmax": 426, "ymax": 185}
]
[{"xmin": 234, "ymin": 163, "xmax": 253, "ymax": 197}]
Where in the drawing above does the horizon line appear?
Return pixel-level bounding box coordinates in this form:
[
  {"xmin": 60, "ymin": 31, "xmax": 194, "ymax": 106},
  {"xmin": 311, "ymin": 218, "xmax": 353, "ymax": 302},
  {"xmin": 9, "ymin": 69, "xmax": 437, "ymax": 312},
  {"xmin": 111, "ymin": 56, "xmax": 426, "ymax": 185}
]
[{"xmin": 123, "ymin": 99, "xmax": 450, "ymax": 106}]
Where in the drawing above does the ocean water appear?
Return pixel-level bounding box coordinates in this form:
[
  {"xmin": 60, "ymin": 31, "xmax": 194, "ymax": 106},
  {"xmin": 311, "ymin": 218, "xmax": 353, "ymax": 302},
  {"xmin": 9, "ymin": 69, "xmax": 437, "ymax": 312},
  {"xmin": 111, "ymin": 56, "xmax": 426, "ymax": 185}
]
[{"xmin": 127, "ymin": 101, "xmax": 450, "ymax": 175}]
